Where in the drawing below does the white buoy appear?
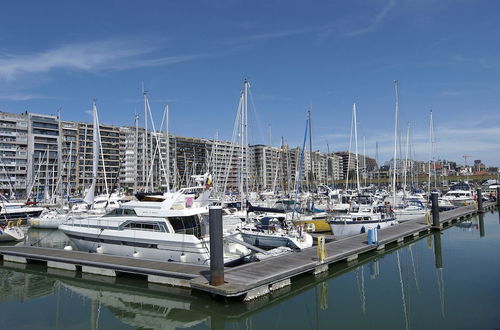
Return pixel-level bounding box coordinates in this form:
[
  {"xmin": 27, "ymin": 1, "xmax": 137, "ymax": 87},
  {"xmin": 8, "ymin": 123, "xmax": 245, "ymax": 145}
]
[
  {"xmin": 63, "ymin": 245, "xmax": 73, "ymax": 251},
  {"xmin": 179, "ymin": 253, "xmax": 187, "ymax": 263},
  {"xmin": 96, "ymin": 246, "xmax": 104, "ymax": 254}
]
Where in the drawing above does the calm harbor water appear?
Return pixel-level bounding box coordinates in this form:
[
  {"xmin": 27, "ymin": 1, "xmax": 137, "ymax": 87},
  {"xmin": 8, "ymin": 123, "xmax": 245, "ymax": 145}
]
[{"xmin": 1, "ymin": 209, "xmax": 500, "ymax": 330}]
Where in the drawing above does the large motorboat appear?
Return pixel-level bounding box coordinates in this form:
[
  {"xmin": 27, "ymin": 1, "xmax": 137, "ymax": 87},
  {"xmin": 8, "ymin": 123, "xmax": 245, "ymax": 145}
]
[
  {"xmin": 59, "ymin": 185, "xmax": 251, "ymax": 265},
  {"xmin": 442, "ymin": 182, "xmax": 474, "ymax": 206},
  {"xmin": 328, "ymin": 195, "xmax": 397, "ymax": 237}
]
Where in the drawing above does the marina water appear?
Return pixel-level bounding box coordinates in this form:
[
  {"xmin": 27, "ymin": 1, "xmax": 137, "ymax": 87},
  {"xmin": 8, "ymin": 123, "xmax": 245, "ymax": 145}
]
[{"xmin": 1, "ymin": 209, "xmax": 500, "ymax": 329}]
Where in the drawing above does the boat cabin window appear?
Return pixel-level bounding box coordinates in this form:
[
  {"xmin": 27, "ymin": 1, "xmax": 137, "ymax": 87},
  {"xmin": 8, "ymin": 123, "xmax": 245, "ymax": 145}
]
[
  {"xmin": 168, "ymin": 216, "xmax": 201, "ymax": 238},
  {"xmin": 103, "ymin": 208, "xmax": 136, "ymax": 217},
  {"xmin": 122, "ymin": 221, "xmax": 164, "ymax": 232}
]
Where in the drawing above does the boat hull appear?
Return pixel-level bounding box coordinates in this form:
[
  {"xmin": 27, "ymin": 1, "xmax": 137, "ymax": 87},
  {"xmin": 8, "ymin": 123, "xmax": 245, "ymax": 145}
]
[
  {"xmin": 329, "ymin": 219, "xmax": 397, "ymax": 237},
  {"xmin": 240, "ymin": 230, "xmax": 312, "ymax": 250},
  {"xmin": 0, "ymin": 227, "xmax": 25, "ymax": 242},
  {"xmin": 59, "ymin": 225, "xmax": 248, "ymax": 265}
]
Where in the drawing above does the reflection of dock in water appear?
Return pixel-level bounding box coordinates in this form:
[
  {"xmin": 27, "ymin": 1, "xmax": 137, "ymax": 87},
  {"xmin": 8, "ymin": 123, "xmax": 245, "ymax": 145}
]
[{"xmin": 0, "ymin": 224, "xmax": 452, "ymax": 329}]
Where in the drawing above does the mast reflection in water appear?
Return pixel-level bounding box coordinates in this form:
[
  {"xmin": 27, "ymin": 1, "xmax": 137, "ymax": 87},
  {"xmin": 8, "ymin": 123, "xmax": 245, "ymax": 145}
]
[{"xmin": 1, "ymin": 209, "xmax": 500, "ymax": 329}]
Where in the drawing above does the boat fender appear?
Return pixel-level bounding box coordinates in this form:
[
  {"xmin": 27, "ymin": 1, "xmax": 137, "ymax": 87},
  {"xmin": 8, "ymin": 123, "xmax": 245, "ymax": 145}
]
[
  {"xmin": 64, "ymin": 245, "xmax": 73, "ymax": 251},
  {"xmin": 360, "ymin": 226, "xmax": 366, "ymax": 234},
  {"xmin": 96, "ymin": 246, "xmax": 104, "ymax": 254},
  {"xmin": 377, "ymin": 224, "xmax": 381, "ymax": 230},
  {"xmin": 179, "ymin": 253, "xmax": 187, "ymax": 263}
]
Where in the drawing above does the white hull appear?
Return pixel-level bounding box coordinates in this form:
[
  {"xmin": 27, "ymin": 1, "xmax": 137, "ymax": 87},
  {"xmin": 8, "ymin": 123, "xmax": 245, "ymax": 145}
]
[
  {"xmin": 240, "ymin": 230, "xmax": 313, "ymax": 250},
  {"xmin": 29, "ymin": 211, "xmax": 68, "ymax": 229},
  {"xmin": 329, "ymin": 219, "xmax": 397, "ymax": 237},
  {"xmin": 0, "ymin": 226, "xmax": 25, "ymax": 242},
  {"xmin": 59, "ymin": 225, "xmax": 248, "ymax": 265}
]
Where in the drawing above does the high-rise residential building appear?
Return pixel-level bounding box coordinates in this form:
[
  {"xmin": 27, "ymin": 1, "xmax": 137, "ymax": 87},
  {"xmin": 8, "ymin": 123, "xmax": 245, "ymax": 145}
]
[
  {"xmin": 0, "ymin": 112, "xmax": 29, "ymax": 199},
  {"xmin": 0, "ymin": 109, "xmax": 389, "ymax": 200},
  {"xmin": 27, "ymin": 113, "xmax": 60, "ymax": 202}
]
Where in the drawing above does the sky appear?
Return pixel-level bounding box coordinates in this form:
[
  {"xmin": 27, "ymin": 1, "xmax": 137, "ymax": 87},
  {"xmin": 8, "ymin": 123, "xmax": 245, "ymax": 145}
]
[{"xmin": 1, "ymin": 0, "xmax": 499, "ymax": 166}]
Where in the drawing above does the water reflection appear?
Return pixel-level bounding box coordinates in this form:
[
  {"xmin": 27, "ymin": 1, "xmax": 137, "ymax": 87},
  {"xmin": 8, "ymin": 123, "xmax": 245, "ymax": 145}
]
[
  {"xmin": 478, "ymin": 213, "xmax": 485, "ymax": 237},
  {"xmin": 1, "ymin": 211, "xmax": 499, "ymax": 329}
]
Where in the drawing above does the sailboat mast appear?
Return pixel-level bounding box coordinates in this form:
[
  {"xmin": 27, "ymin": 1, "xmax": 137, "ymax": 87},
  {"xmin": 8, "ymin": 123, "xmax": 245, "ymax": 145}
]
[
  {"xmin": 392, "ymin": 81, "xmax": 400, "ymax": 206},
  {"xmin": 403, "ymin": 122, "xmax": 410, "ymax": 196},
  {"xmin": 363, "ymin": 135, "xmax": 367, "ymax": 188},
  {"xmin": 165, "ymin": 104, "xmax": 170, "ymax": 192},
  {"xmin": 134, "ymin": 113, "xmax": 138, "ymax": 193},
  {"xmin": 428, "ymin": 110, "xmax": 433, "ymax": 199},
  {"xmin": 67, "ymin": 140, "xmax": 72, "ymax": 198},
  {"xmin": 308, "ymin": 109, "xmax": 314, "ymax": 192},
  {"xmin": 143, "ymin": 89, "xmax": 148, "ymax": 191},
  {"xmin": 353, "ymin": 103, "xmax": 360, "ymax": 192}
]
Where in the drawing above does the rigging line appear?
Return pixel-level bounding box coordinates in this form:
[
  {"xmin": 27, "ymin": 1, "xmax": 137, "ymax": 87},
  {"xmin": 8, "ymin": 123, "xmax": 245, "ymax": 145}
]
[
  {"xmin": 248, "ymin": 87, "xmax": 266, "ymax": 146},
  {"xmin": 222, "ymin": 93, "xmax": 242, "ymax": 195}
]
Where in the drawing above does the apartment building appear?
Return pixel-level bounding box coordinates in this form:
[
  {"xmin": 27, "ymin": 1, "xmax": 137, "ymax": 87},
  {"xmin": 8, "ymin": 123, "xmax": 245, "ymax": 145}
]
[{"xmin": 0, "ymin": 112, "xmax": 29, "ymax": 199}]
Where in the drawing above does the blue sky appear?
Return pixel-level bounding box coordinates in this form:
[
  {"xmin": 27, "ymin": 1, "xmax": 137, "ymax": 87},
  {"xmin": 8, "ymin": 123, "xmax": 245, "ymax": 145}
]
[{"xmin": 1, "ymin": 0, "xmax": 499, "ymax": 166}]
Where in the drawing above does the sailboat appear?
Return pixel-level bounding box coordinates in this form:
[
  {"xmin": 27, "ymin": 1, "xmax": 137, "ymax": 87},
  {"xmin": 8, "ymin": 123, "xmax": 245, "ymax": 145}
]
[{"xmin": 328, "ymin": 103, "xmax": 397, "ymax": 237}]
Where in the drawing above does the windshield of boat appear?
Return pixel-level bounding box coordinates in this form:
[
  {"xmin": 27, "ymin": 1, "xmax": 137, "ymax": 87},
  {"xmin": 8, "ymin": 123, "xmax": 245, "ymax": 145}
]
[
  {"xmin": 168, "ymin": 215, "xmax": 202, "ymax": 238},
  {"xmin": 103, "ymin": 208, "xmax": 137, "ymax": 217}
]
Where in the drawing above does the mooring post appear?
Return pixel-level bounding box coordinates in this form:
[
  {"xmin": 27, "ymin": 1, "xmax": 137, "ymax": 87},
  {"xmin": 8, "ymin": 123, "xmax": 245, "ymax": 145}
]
[
  {"xmin": 431, "ymin": 192, "xmax": 440, "ymax": 228},
  {"xmin": 209, "ymin": 206, "xmax": 224, "ymax": 286},
  {"xmin": 433, "ymin": 232, "xmax": 443, "ymax": 269},
  {"xmin": 476, "ymin": 188, "xmax": 483, "ymax": 213}
]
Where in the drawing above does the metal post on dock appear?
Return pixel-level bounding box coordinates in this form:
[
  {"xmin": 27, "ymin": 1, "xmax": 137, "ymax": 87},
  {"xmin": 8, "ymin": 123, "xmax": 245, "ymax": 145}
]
[
  {"xmin": 476, "ymin": 188, "xmax": 483, "ymax": 213},
  {"xmin": 209, "ymin": 206, "xmax": 224, "ymax": 286},
  {"xmin": 431, "ymin": 192, "xmax": 440, "ymax": 228},
  {"xmin": 433, "ymin": 232, "xmax": 443, "ymax": 269}
]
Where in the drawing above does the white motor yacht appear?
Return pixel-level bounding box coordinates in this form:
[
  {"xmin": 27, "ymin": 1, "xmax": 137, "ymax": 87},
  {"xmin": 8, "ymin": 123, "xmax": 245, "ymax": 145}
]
[
  {"xmin": 59, "ymin": 187, "xmax": 251, "ymax": 265},
  {"xmin": 442, "ymin": 182, "xmax": 474, "ymax": 206},
  {"xmin": 329, "ymin": 196, "xmax": 397, "ymax": 237}
]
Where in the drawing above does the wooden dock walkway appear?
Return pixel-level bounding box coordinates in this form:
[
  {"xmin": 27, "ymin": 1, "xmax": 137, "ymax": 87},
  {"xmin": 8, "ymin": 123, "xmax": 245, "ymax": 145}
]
[{"xmin": 0, "ymin": 201, "xmax": 497, "ymax": 301}]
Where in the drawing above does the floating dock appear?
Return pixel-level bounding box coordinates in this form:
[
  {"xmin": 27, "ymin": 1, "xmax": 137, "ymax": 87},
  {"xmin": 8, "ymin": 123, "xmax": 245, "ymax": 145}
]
[{"xmin": 0, "ymin": 201, "xmax": 497, "ymax": 301}]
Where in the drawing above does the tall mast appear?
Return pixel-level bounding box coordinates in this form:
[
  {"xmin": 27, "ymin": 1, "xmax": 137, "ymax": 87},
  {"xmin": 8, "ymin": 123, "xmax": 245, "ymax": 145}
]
[
  {"xmin": 363, "ymin": 135, "xmax": 367, "ymax": 188},
  {"xmin": 428, "ymin": 110, "xmax": 433, "ymax": 199},
  {"xmin": 66, "ymin": 140, "xmax": 72, "ymax": 199},
  {"xmin": 308, "ymin": 109, "xmax": 314, "ymax": 192},
  {"xmin": 403, "ymin": 122, "xmax": 410, "ymax": 197},
  {"xmin": 392, "ymin": 80, "xmax": 400, "ymax": 206},
  {"xmin": 134, "ymin": 112, "xmax": 138, "ymax": 193},
  {"xmin": 57, "ymin": 108, "xmax": 62, "ymax": 205},
  {"xmin": 375, "ymin": 141, "xmax": 379, "ymax": 186},
  {"xmin": 143, "ymin": 88, "xmax": 148, "ymax": 191},
  {"xmin": 353, "ymin": 103, "xmax": 360, "ymax": 193},
  {"xmin": 165, "ymin": 104, "xmax": 170, "ymax": 192}
]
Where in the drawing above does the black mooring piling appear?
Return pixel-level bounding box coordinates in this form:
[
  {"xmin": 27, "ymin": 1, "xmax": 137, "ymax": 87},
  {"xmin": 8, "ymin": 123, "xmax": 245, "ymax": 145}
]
[{"xmin": 209, "ymin": 206, "xmax": 224, "ymax": 286}]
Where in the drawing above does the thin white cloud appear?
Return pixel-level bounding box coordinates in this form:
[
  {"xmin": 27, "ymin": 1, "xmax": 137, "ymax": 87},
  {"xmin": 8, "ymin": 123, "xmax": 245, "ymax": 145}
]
[
  {"xmin": 344, "ymin": 0, "xmax": 397, "ymax": 37},
  {"xmin": 0, "ymin": 93, "xmax": 59, "ymax": 101},
  {"xmin": 0, "ymin": 39, "xmax": 205, "ymax": 81}
]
